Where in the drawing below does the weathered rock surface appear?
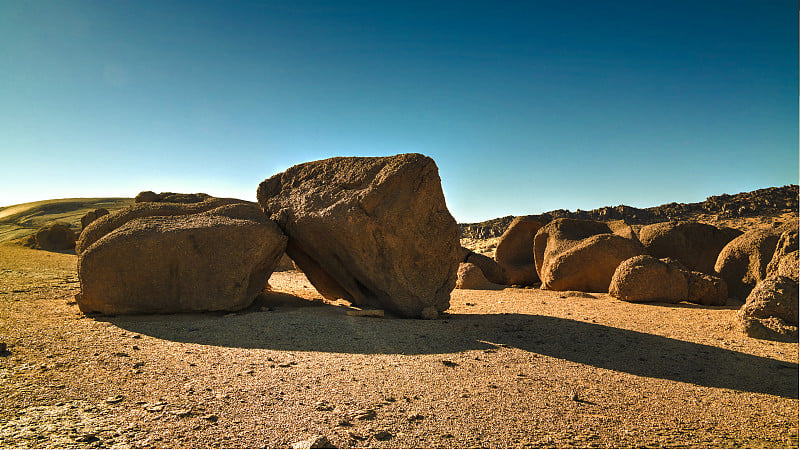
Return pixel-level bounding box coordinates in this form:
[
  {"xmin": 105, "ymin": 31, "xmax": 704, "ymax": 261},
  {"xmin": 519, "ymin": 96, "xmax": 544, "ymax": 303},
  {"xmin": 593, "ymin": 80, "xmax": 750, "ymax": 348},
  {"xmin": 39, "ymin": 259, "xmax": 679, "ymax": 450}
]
[
  {"xmin": 455, "ymin": 263, "xmax": 502, "ymax": 290},
  {"xmin": 134, "ymin": 191, "xmax": 211, "ymax": 204},
  {"xmin": 77, "ymin": 199, "xmax": 286, "ymax": 315},
  {"xmin": 22, "ymin": 223, "xmax": 77, "ymax": 251},
  {"xmin": 714, "ymin": 224, "xmax": 791, "ymax": 300},
  {"xmin": 684, "ymin": 270, "xmax": 728, "ymax": 306},
  {"xmin": 257, "ymin": 153, "xmax": 460, "ymax": 318},
  {"xmin": 494, "ymin": 215, "xmax": 549, "ymax": 286},
  {"xmin": 534, "ymin": 218, "xmax": 645, "ymax": 292},
  {"xmin": 766, "ymin": 225, "xmax": 798, "ymax": 281},
  {"xmin": 738, "ymin": 276, "xmax": 798, "ymax": 341},
  {"xmin": 638, "ymin": 221, "xmax": 741, "ymax": 274},
  {"xmin": 80, "ymin": 208, "xmax": 109, "ymax": 232},
  {"xmin": 609, "ymin": 255, "xmax": 688, "ymax": 303}
]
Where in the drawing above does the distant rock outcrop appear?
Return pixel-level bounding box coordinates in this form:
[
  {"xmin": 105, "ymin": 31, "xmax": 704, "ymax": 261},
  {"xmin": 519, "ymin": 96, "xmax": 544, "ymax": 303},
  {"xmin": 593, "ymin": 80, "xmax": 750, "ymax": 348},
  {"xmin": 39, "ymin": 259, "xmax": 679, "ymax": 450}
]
[
  {"xmin": 22, "ymin": 223, "xmax": 77, "ymax": 251},
  {"xmin": 458, "ymin": 185, "xmax": 798, "ymax": 239},
  {"xmin": 80, "ymin": 208, "xmax": 109, "ymax": 232},
  {"xmin": 77, "ymin": 199, "xmax": 286, "ymax": 315},
  {"xmin": 135, "ymin": 191, "xmax": 211, "ymax": 204},
  {"xmin": 257, "ymin": 153, "xmax": 460, "ymax": 319},
  {"xmin": 534, "ymin": 219, "xmax": 646, "ymax": 292},
  {"xmin": 638, "ymin": 221, "xmax": 741, "ymax": 275},
  {"xmin": 494, "ymin": 215, "xmax": 549, "ymax": 286}
]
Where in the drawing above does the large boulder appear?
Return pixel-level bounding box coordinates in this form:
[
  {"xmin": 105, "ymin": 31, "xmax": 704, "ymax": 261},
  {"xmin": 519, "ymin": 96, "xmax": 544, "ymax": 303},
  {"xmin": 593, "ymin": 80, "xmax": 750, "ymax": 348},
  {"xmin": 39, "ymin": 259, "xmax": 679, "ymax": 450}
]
[
  {"xmin": 738, "ymin": 276, "xmax": 798, "ymax": 341},
  {"xmin": 77, "ymin": 200, "xmax": 286, "ymax": 315},
  {"xmin": 609, "ymin": 255, "xmax": 687, "ymax": 303},
  {"xmin": 494, "ymin": 215, "xmax": 549, "ymax": 286},
  {"xmin": 80, "ymin": 208, "xmax": 109, "ymax": 232},
  {"xmin": 257, "ymin": 153, "xmax": 460, "ymax": 318},
  {"xmin": 684, "ymin": 270, "xmax": 728, "ymax": 306},
  {"xmin": 534, "ymin": 218, "xmax": 645, "ymax": 292},
  {"xmin": 638, "ymin": 221, "xmax": 741, "ymax": 274},
  {"xmin": 22, "ymin": 223, "xmax": 77, "ymax": 251},
  {"xmin": 455, "ymin": 263, "xmax": 502, "ymax": 290},
  {"xmin": 714, "ymin": 224, "xmax": 792, "ymax": 300}
]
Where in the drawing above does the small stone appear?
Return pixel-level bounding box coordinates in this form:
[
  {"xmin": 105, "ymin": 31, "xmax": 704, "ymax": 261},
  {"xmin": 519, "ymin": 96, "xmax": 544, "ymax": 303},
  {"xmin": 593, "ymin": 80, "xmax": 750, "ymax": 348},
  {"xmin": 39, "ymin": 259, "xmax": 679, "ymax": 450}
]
[
  {"xmin": 144, "ymin": 402, "xmax": 165, "ymax": 412},
  {"xmin": 441, "ymin": 360, "xmax": 458, "ymax": 367},
  {"xmin": 292, "ymin": 435, "xmax": 334, "ymax": 449},
  {"xmin": 420, "ymin": 307, "xmax": 438, "ymax": 320},
  {"xmin": 169, "ymin": 407, "xmax": 192, "ymax": 417},
  {"xmin": 75, "ymin": 433, "xmax": 100, "ymax": 443},
  {"xmin": 374, "ymin": 430, "xmax": 392, "ymax": 441},
  {"xmin": 314, "ymin": 401, "xmax": 334, "ymax": 411},
  {"xmin": 202, "ymin": 414, "xmax": 219, "ymax": 422},
  {"xmin": 105, "ymin": 395, "xmax": 124, "ymax": 404},
  {"xmin": 336, "ymin": 419, "xmax": 352, "ymax": 427},
  {"xmin": 112, "ymin": 352, "xmax": 130, "ymax": 358},
  {"xmin": 407, "ymin": 413, "xmax": 424, "ymax": 421},
  {"xmin": 352, "ymin": 409, "xmax": 377, "ymax": 420},
  {"xmin": 132, "ymin": 362, "xmax": 145, "ymax": 368}
]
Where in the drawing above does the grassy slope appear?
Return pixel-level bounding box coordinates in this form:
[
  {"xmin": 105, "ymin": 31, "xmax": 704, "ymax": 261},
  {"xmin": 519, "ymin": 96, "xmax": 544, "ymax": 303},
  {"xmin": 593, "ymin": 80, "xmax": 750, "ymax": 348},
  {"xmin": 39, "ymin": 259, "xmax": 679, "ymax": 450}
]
[{"xmin": 0, "ymin": 198, "xmax": 134, "ymax": 243}]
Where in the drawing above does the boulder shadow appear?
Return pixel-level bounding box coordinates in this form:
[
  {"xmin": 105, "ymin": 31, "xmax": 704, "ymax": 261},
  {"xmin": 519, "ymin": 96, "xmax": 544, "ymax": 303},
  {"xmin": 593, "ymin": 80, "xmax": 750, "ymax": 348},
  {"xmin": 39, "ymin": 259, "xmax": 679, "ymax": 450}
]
[{"xmin": 106, "ymin": 292, "xmax": 798, "ymax": 399}]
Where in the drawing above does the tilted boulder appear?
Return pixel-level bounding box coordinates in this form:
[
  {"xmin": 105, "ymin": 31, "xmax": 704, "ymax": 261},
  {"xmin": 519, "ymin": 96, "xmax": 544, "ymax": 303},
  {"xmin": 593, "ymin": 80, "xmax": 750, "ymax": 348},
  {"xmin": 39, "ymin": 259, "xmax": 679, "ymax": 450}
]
[
  {"xmin": 80, "ymin": 208, "xmax": 109, "ymax": 232},
  {"xmin": 494, "ymin": 215, "xmax": 549, "ymax": 286},
  {"xmin": 684, "ymin": 270, "xmax": 728, "ymax": 306},
  {"xmin": 738, "ymin": 276, "xmax": 798, "ymax": 341},
  {"xmin": 455, "ymin": 263, "xmax": 502, "ymax": 290},
  {"xmin": 609, "ymin": 255, "xmax": 687, "ymax": 303},
  {"xmin": 77, "ymin": 199, "xmax": 286, "ymax": 315},
  {"xmin": 534, "ymin": 218, "xmax": 646, "ymax": 292},
  {"xmin": 714, "ymin": 224, "xmax": 793, "ymax": 300},
  {"xmin": 22, "ymin": 223, "xmax": 77, "ymax": 251},
  {"xmin": 638, "ymin": 221, "xmax": 741, "ymax": 275},
  {"xmin": 257, "ymin": 153, "xmax": 460, "ymax": 318}
]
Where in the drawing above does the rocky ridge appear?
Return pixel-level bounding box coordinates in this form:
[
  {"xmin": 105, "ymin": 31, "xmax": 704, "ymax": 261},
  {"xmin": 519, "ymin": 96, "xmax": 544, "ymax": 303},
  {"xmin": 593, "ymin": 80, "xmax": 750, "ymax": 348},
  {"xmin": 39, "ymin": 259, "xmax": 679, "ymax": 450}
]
[{"xmin": 459, "ymin": 185, "xmax": 799, "ymax": 239}]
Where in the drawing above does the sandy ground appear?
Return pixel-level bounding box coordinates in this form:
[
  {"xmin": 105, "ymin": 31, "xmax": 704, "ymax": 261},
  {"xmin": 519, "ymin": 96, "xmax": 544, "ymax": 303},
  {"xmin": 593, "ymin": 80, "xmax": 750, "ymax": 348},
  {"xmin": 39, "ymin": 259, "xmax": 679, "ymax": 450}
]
[{"xmin": 0, "ymin": 242, "xmax": 797, "ymax": 449}]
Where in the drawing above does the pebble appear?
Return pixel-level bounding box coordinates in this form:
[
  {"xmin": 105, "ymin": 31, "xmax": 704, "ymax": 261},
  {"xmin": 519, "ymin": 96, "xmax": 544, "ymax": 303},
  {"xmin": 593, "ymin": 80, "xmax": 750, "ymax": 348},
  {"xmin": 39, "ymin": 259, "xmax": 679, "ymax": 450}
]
[
  {"xmin": 201, "ymin": 414, "xmax": 219, "ymax": 422},
  {"xmin": 407, "ymin": 413, "xmax": 424, "ymax": 421},
  {"xmin": 169, "ymin": 408, "xmax": 192, "ymax": 417},
  {"xmin": 291, "ymin": 435, "xmax": 334, "ymax": 449},
  {"xmin": 314, "ymin": 401, "xmax": 334, "ymax": 411},
  {"xmin": 442, "ymin": 360, "xmax": 459, "ymax": 367},
  {"xmin": 105, "ymin": 395, "xmax": 124, "ymax": 404}
]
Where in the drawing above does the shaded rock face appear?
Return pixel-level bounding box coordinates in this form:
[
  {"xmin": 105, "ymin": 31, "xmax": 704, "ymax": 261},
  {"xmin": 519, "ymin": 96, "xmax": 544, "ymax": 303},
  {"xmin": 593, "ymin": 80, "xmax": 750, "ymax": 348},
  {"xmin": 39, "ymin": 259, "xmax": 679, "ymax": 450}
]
[
  {"xmin": 257, "ymin": 153, "xmax": 460, "ymax": 318},
  {"xmin": 738, "ymin": 276, "xmax": 798, "ymax": 341},
  {"xmin": 80, "ymin": 208, "xmax": 109, "ymax": 232},
  {"xmin": 638, "ymin": 221, "xmax": 741, "ymax": 275},
  {"xmin": 23, "ymin": 223, "xmax": 77, "ymax": 251},
  {"xmin": 455, "ymin": 263, "xmax": 502, "ymax": 290},
  {"xmin": 77, "ymin": 200, "xmax": 286, "ymax": 315},
  {"xmin": 534, "ymin": 218, "xmax": 645, "ymax": 292},
  {"xmin": 609, "ymin": 255, "xmax": 687, "ymax": 303},
  {"xmin": 714, "ymin": 225, "xmax": 790, "ymax": 300},
  {"xmin": 685, "ymin": 271, "xmax": 728, "ymax": 306},
  {"xmin": 464, "ymin": 252, "xmax": 506, "ymax": 285},
  {"xmin": 134, "ymin": 191, "xmax": 211, "ymax": 204},
  {"xmin": 494, "ymin": 215, "xmax": 549, "ymax": 286}
]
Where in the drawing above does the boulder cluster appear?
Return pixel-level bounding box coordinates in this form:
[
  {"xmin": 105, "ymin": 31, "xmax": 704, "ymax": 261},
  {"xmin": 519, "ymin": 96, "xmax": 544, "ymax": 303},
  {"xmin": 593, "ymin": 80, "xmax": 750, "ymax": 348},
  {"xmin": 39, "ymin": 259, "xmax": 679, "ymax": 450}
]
[
  {"xmin": 75, "ymin": 154, "xmax": 460, "ymax": 319},
  {"xmin": 457, "ymin": 216, "xmax": 798, "ymax": 341}
]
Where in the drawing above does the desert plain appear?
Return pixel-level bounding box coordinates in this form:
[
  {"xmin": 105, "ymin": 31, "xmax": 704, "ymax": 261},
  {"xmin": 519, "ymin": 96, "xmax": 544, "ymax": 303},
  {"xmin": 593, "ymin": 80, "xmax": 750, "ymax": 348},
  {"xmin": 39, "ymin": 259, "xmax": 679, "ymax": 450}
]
[{"xmin": 0, "ymin": 195, "xmax": 797, "ymax": 449}]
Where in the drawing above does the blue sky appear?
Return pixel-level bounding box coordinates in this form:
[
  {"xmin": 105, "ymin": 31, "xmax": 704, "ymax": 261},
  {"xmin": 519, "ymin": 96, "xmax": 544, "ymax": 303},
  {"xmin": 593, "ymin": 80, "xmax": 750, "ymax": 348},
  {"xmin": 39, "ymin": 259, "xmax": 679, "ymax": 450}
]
[{"xmin": 1, "ymin": 0, "xmax": 796, "ymax": 222}]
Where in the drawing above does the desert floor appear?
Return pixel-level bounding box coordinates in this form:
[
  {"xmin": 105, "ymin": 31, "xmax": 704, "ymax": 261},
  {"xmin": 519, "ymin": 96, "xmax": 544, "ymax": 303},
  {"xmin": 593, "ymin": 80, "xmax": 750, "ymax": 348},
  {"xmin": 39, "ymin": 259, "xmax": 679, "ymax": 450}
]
[{"xmin": 0, "ymin": 241, "xmax": 798, "ymax": 449}]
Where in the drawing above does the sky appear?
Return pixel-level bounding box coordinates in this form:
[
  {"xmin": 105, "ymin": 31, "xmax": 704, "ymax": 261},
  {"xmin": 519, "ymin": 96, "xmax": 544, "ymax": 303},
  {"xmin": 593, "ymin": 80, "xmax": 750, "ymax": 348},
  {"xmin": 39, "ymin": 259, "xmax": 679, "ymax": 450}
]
[{"xmin": 0, "ymin": 0, "xmax": 796, "ymax": 222}]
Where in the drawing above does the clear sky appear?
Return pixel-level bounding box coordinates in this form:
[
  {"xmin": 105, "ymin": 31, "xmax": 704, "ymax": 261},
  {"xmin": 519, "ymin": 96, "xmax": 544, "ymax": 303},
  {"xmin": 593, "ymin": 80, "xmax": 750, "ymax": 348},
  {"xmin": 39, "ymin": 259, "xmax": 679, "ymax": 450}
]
[{"xmin": 1, "ymin": 0, "xmax": 796, "ymax": 222}]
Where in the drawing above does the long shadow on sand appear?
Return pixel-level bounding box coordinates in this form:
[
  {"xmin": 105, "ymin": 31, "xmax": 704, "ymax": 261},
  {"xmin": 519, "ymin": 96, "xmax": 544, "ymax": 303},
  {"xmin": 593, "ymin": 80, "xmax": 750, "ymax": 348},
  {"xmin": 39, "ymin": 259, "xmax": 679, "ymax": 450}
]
[{"xmin": 106, "ymin": 292, "xmax": 799, "ymax": 399}]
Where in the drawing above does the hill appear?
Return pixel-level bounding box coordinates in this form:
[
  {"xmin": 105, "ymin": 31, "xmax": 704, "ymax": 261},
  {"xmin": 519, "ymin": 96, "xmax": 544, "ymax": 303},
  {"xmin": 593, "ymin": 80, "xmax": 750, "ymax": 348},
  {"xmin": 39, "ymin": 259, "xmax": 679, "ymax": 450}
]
[
  {"xmin": 459, "ymin": 185, "xmax": 799, "ymax": 239},
  {"xmin": 0, "ymin": 198, "xmax": 133, "ymax": 243}
]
